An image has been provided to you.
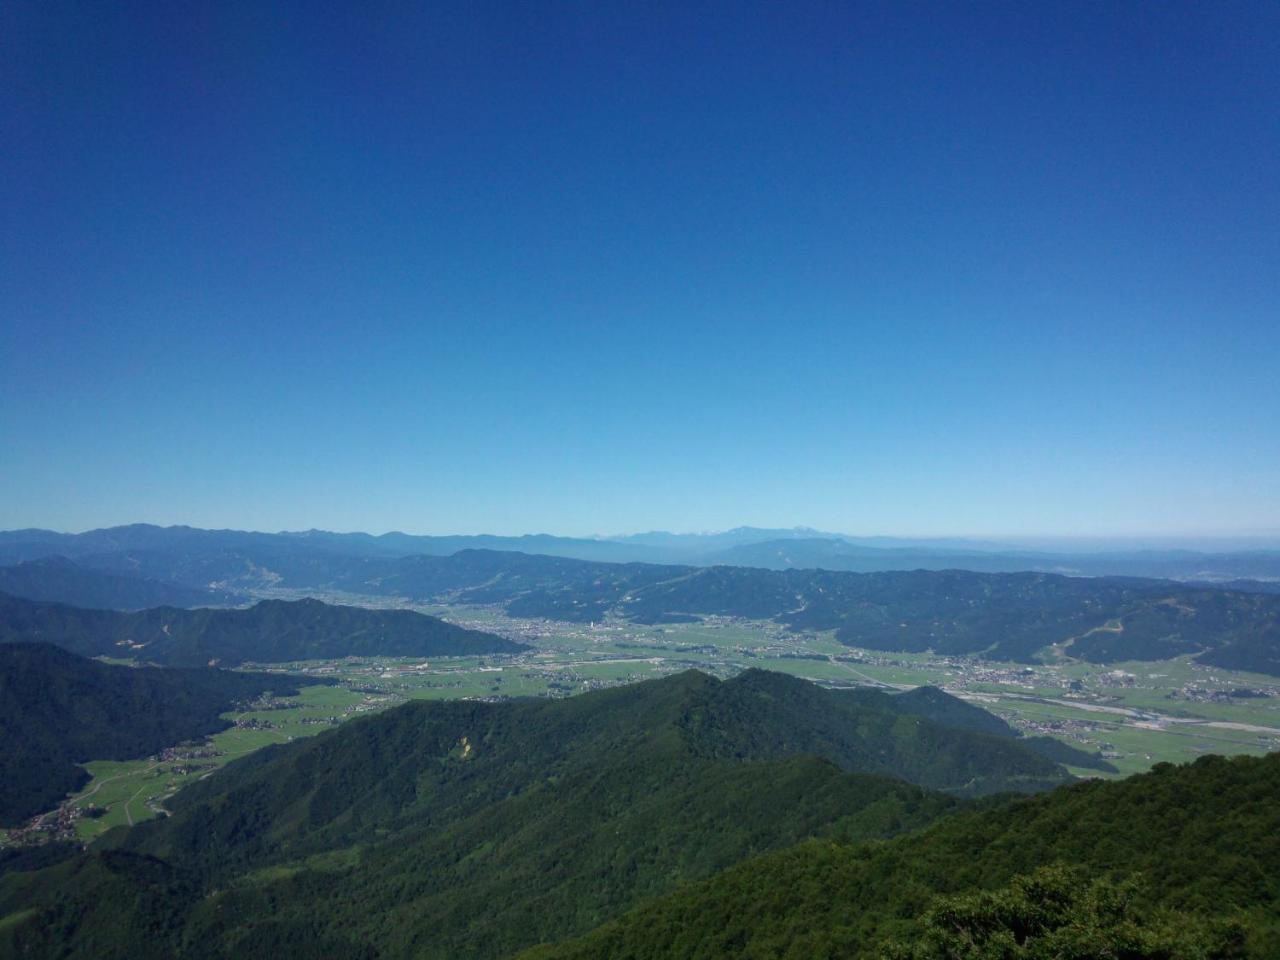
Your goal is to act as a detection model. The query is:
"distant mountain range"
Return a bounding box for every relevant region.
[3,525,1279,673]
[0,524,662,568]
[0,592,524,667]
[3,523,1280,583]
[699,535,1280,582]
[291,550,1279,674]
[0,643,328,825]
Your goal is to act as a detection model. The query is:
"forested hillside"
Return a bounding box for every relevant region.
[0,644,327,824]
[0,556,237,609]
[0,670,1075,958]
[844,685,1117,772]
[525,752,1280,959]
[0,592,523,666]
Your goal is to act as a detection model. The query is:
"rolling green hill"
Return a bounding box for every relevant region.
[0,670,1073,959]
[0,592,524,667]
[0,643,328,825]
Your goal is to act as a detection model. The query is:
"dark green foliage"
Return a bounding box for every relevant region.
[0,842,79,880]
[0,669,1067,959]
[4,671,1275,960]
[529,753,1280,959]
[162,756,954,960]
[0,591,522,667]
[1020,735,1118,772]
[117,670,1054,874]
[885,865,1245,959]
[671,671,1071,795]
[877,685,1019,737]
[0,851,200,960]
[844,685,1116,772]
[0,643,328,824]
[1194,618,1280,676]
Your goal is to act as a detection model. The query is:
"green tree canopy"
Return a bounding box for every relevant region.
[887,865,1246,960]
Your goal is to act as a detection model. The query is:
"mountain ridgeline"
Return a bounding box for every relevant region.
[2,529,1280,670]
[0,670,1275,958]
[3,525,1278,672]
[331,552,1280,673]
[848,683,1118,773]
[0,592,524,667]
[523,751,1280,959]
[0,556,241,610]
[0,643,331,825]
[5,522,1280,580]
[1,669,1078,959]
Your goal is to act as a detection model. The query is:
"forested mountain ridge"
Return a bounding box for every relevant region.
[0,592,523,667]
[844,684,1118,772]
[0,670,1074,958]
[335,551,1280,671]
[0,556,239,610]
[0,643,328,824]
[524,751,1280,959]
[118,670,1069,871]
[4,526,1278,670]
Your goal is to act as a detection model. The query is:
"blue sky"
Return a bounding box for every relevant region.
[2,2,1278,538]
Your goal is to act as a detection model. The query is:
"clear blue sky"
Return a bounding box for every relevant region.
[2,2,1278,538]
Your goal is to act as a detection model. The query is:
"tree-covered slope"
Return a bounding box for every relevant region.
[0,643,328,825]
[0,592,523,666]
[0,670,1071,959]
[0,556,238,610]
[667,670,1072,794]
[882,865,1247,959]
[524,752,1280,960]
[844,684,1118,772]
[112,671,1064,876]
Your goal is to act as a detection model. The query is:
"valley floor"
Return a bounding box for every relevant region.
[6,600,1279,844]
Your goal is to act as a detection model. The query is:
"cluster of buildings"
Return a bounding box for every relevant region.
[1167,684,1280,704]
[233,716,277,730]
[4,802,102,847]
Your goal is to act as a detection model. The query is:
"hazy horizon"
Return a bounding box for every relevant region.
[5,520,1280,555]
[4,4,1278,543]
